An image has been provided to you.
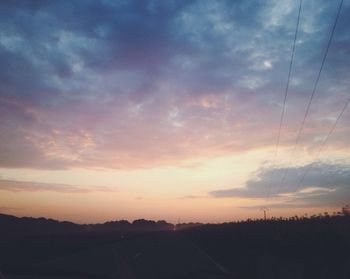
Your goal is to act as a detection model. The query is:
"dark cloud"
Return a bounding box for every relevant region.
[0,179,114,193]
[0,0,349,169]
[209,161,350,207]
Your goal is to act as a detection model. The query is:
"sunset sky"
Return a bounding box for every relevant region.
[0,0,349,223]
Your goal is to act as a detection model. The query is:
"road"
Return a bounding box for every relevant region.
[25,231,233,279]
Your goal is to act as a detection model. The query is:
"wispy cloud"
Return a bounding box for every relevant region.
[0,179,114,193]
[0,206,19,213]
[177,195,204,200]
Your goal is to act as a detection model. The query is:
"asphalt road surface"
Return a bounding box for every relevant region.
[10,232,232,279]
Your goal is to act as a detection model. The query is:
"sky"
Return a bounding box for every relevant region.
[0,0,349,224]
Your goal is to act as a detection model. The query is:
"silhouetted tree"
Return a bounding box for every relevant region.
[342,204,350,216]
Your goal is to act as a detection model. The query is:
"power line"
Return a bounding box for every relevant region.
[273,0,344,197]
[275,0,303,157]
[294,96,350,193]
[265,0,302,201]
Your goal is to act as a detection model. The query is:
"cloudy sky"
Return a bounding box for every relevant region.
[0,0,349,223]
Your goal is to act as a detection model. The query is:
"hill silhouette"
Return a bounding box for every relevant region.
[0,214,174,234]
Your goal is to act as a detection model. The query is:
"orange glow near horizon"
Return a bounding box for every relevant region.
[1,146,348,223]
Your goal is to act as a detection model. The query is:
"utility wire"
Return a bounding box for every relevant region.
[275,0,303,158]
[294,96,350,192]
[265,0,302,201]
[273,0,344,197]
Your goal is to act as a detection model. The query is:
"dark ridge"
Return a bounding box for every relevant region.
[0,213,175,234]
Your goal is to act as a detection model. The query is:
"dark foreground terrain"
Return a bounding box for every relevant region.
[0,213,349,279]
